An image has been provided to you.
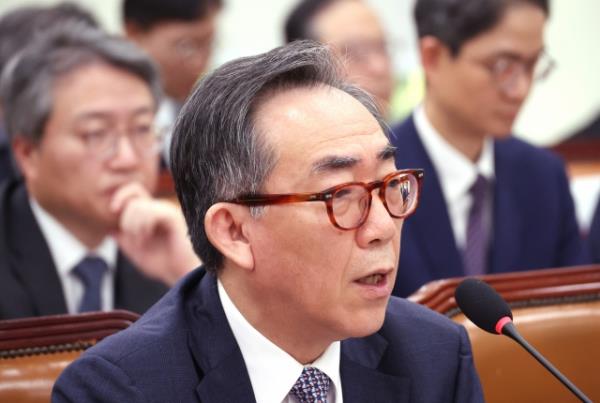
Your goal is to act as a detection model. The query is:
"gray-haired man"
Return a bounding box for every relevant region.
[53,40,483,403]
[0,24,198,319]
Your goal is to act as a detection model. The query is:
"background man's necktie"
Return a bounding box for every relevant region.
[463,174,489,276]
[290,367,331,403]
[71,256,108,313]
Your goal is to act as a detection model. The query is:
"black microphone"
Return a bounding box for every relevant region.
[455,278,592,403]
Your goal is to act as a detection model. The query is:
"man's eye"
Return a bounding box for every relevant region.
[81,129,110,142]
[131,124,153,137]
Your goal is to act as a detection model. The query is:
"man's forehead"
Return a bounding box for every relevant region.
[254,85,379,141]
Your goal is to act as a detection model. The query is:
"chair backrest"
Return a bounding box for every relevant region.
[0,310,139,403]
[409,265,600,403]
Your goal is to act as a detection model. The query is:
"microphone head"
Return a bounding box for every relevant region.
[455,278,513,334]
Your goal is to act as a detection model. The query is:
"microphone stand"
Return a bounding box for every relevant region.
[501,322,592,403]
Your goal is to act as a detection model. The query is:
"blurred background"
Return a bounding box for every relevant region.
[0,0,597,146]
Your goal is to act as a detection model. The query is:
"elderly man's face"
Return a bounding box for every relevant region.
[248,86,401,341]
[19,63,159,241]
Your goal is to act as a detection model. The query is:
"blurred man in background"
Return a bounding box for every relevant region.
[0,2,98,184]
[391,0,589,297]
[0,24,198,320]
[285,0,394,118]
[123,0,222,165]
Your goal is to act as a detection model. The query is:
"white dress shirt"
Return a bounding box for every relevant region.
[218,280,343,403]
[414,105,495,250]
[29,198,117,314]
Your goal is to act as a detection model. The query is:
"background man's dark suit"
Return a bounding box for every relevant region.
[589,200,600,263]
[0,180,167,319]
[53,269,482,403]
[391,116,589,297]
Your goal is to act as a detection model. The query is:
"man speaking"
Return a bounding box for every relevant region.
[53,40,483,403]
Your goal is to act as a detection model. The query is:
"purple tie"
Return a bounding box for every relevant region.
[463,174,489,276]
[72,256,108,313]
[290,367,331,403]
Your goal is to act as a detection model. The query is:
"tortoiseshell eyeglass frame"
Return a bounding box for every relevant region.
[227,169,424,230]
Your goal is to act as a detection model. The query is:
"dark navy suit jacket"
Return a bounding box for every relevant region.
[391,116,589,297]
[589,199,600,263]
[0,180,167,319]
[53,269,483,403]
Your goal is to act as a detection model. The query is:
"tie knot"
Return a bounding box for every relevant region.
[470,174,488,203]
[72,256,108,286]
[290,367,331,403]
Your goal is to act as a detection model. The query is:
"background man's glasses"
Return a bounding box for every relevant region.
[77,123,163,161]
[229,169,424,230]
[481,50,555,94]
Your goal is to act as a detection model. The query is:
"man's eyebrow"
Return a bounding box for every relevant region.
[378,144,397,161]
[311,155,360,174]
[73,106,154,122]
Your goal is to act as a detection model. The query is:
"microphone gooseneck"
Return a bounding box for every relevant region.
[455,278,592,403]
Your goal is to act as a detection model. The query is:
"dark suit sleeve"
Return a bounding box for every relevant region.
[453,326,485,403]
[52,354,148,403]
[555,161,591,266]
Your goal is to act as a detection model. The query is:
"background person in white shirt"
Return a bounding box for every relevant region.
[54,40,483,403]
[0,24,199,320]
[390,0,590,297]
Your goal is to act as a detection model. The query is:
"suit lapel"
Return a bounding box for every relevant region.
[6,182,67,316]
[186,273,256,403]
[490,141,521,273]
[395,117,464,279]
[341,334,410,403]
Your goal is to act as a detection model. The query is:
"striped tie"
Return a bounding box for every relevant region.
[463,174,489,276]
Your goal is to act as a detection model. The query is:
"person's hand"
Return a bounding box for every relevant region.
[110,182,200,286]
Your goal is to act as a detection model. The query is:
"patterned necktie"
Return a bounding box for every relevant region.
[463,174,489,276]
[290,367,331,403]
[71,256,108,313]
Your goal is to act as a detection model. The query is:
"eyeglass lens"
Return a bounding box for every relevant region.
[331,172,418,229]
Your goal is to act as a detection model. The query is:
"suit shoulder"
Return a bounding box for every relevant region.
[496,136,565,171]
[383,297,462,338]
[82,269,205,366]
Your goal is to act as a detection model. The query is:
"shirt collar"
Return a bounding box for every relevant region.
[414,105,495,201]
[218,280,342,403]
[29,197,117,277]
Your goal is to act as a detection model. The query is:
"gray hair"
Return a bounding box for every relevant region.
[0,22,161,142]
[171,40,389,272]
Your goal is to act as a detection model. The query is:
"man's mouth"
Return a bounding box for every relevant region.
[357,273,386,286]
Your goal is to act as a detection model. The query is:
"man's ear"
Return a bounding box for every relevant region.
[123,21,146,42]
[204,203,254,271]
[11,136,38,181]
[419,36,447,78]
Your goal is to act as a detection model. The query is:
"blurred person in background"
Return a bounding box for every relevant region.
[391,0,590,297]
[123,0,223,166]
[0,24,199,320]
[285,0,395,119]
[0,2,98,184]
[589,200,600,263]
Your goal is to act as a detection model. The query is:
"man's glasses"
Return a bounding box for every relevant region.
[76,123,163,162]
[228,169,424,230]
[481,50,555,94]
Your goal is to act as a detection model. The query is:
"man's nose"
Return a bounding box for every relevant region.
[356,190,398,247]
[109,135,141,167]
